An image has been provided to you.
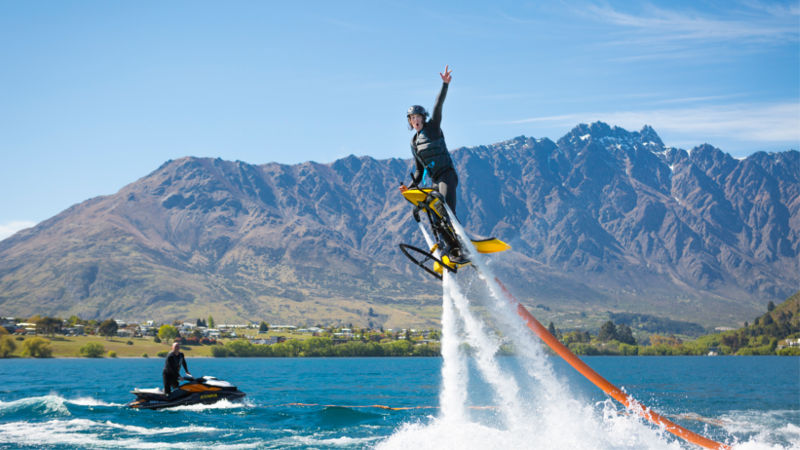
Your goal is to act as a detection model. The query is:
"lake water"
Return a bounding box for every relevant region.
[0,356,797,449]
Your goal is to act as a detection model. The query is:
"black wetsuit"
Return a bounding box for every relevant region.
[162,351,188,395]
[410,82,458,216]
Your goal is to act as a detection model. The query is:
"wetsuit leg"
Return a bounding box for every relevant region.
[435,169,464,261]
[436,169,458,217]
[163,372,176,395]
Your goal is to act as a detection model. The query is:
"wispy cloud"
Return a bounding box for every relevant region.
[650,94,748,105]
[505,101,800,144]
[584,1,799,44]
[0,220,36,241]
[589,1,797,40]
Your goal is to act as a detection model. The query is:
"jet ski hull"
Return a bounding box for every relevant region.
[128,390,245,409]
[128,376,246,410]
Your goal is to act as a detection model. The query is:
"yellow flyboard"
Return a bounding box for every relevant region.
[471,238,511,254]
[400,186,510,279]
[401,188,431,206]
[433,238,510,275]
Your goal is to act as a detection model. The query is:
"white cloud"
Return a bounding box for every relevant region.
[0,221,36,241]
[508,102,799,143]
[584,1,799,44]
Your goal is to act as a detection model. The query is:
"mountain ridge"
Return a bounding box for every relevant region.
[1,122,797,329]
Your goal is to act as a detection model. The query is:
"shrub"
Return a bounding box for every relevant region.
[97,319,118,338]
[778,347,800,356]
[618,343,639,356]
[108,351,118,358]
[226,339,255,356]
[21,337,52,358]
[80,342,105,358]
[568,343,601,356]
[126,340,133,345]
[412,343,440,356]
[0,335,17,358]
[142,353,149,358]
[382,339,413,356]
[158,325,179,341]
[735,345,774,356]
[211,345,233,357]
[154,336,161,343]
[157,351,168,357]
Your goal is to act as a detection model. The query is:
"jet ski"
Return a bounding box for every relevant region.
[127,375,246,410]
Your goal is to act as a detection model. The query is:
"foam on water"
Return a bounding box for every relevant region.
[719,411,800,449]
[100,421,220,435]
[0,394,72,416]
[0,417,244,449]
[67,396,125,407]
[0,394,125,418]
[281,432,384,448]
[163,398,252,412]
[0,418,173,448]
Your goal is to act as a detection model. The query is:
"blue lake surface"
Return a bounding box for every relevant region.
[0,356,797,449]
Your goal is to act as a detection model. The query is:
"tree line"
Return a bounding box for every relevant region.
[547,293,800,356]
[211,337,440,357]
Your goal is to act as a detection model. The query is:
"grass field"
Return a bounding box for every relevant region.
[7,335,217,358]
[3,330,329,358]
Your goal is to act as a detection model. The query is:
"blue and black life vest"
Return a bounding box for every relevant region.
[413,127,453,179]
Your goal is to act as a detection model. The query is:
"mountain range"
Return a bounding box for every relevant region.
[1,122,797,330]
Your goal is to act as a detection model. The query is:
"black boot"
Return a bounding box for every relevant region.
[448,246,469,265]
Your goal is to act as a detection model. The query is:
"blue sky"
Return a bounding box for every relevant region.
[1,0,798,238]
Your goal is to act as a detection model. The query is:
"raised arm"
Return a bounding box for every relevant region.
[429,65,452,128]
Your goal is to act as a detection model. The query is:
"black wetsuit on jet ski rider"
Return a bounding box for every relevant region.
[163,343,191,395]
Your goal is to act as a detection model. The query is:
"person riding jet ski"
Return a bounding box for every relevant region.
[163,341,192,396]
[127,341,245,409]
[128,375,246,409]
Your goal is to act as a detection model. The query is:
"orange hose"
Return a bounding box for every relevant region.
[495,278,730,450]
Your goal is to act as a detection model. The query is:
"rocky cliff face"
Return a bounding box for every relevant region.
[1,122,797,328]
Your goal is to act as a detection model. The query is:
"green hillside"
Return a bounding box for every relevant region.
[555,291,800,356]
[693,290,800,355]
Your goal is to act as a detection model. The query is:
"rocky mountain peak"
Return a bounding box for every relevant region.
[639,125,664,147]
[558,121,667,158]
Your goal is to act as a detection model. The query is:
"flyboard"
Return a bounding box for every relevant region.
[399,187,509,279]
[399,186,730,450]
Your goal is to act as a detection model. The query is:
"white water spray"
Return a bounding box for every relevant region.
[444,273,525,429]
[418,223,468,424]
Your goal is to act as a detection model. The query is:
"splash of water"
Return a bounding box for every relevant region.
[418,223,467,424]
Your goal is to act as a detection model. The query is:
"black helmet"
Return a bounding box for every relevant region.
[407,105,428,117]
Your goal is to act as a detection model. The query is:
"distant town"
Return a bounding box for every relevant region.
[1,315,438,341]
[2,294,798,358]
[0,314,443,358]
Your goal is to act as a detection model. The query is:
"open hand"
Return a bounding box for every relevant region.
[440,65,452,84]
